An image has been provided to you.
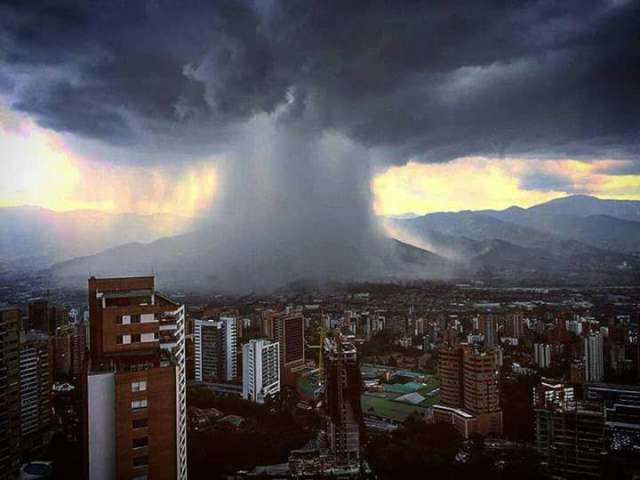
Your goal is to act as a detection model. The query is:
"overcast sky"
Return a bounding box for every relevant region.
[1,0,639,215]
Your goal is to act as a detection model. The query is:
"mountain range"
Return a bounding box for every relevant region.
[1,195,639,291]
[385,195,640,284]
[0,206,193,274]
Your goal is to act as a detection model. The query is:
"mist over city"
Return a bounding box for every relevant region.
[1,1,639,479]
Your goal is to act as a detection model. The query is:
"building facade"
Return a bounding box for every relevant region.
[194,317,237,383]
[534,343,552,369]
[20,331,51,454]
[535,403,605,480]
[0,308,21,478]
[83,276,187,480]
[436,343,502,436]
[263,312,305,372]
[584,333,604,382]
[324,336,362,466]
[242,339,280,404]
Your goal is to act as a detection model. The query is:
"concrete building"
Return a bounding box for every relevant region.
[480,314,497,347]
[438,346,465,408]
[19,331,51,454]
[55,323,87,378]
[535,402,605,479]
[324,336,362,466]
[431,405,478,439]
[0,308,21,478]
[28,299,49,333]
[584,333,604,382]
[506,311,525,338]
[534,343,552,369]
[463,348,502,435]
[533,381,574,410]
[534,382,640,479]
[436,343,502,436]
[264,312,305,371]
[220,316,238,381]
[194,317,237,382]
[242,339,280,404]
[83,276,187,480]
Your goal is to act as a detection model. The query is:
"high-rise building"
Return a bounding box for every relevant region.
[54,322,87,378]
[194,319,219,383]
[533,381,575,410]
[534,343,552,369]
[83,276,187,480]
[438,346,465,408]
[584,332,604,382]
[20,331,51,454]
[0,308,21,478]
[193,317,237,383]
[587,384,640,478]
[463,348,502,435]
[535,383,640,479]
[535,401,605,479]
[506,311,525,338]
[263,312,305,372]
[54,325,73,377]
[569,359,585,384]
[28,299,49,333]
[220,316,238,381]
[480,314,497,347]
[242,339,280,404]
[436,344,502,436]
[324,336,362,466]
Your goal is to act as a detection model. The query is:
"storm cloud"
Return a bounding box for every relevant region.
[2,0,639,290]
[1,0,638,163]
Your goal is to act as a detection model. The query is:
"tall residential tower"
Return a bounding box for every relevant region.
[83,276,187,480]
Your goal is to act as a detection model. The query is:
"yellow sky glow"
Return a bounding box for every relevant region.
[0,106,218,217]
[372,157,640,216]
[3,106,640,219]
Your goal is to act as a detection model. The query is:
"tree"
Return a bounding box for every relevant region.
[366,415,462,479]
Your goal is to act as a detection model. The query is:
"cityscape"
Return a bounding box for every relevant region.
[1,1,640,480]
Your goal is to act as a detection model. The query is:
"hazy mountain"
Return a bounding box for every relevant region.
[387,195,640,284]
[48,230,456,293]
[0,206,194,274]
[527,195,640,222]
[7,195,640,289]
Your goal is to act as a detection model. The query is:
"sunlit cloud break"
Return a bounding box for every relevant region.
[373,157,640,216]
[0,106,218,217]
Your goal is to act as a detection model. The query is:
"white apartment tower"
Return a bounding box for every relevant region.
[534,343,552,369]
[584,332,604,382]
[242,339,280,404]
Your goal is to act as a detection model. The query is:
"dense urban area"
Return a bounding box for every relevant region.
[1,274,639,479]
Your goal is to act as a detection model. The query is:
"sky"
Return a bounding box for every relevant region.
[1,0,639,220]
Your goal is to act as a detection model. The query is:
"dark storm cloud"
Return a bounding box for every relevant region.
[0,0,638,163]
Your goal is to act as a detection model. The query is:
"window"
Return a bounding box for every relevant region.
[132,418,148,429]
[131,380,147,392]
[131,314,141,324]
[131,333,141,343]
[132,437,148,449]
[131,399,147,410]
[117,334,131,345]
[133,456,148,467]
